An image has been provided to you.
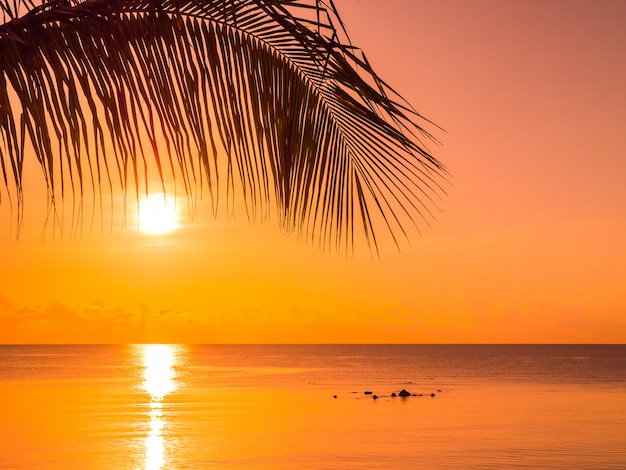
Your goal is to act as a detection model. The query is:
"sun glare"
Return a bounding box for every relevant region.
[142,344,178,400]
[140,344,180,470]
[138,194,179,235]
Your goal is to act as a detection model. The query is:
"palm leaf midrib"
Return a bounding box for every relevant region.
[5,0,382,170]
[1,0,447,251]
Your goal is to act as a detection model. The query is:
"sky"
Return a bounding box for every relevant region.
[1,0,625,343]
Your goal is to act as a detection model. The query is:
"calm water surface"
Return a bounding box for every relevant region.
[0,345,625,469]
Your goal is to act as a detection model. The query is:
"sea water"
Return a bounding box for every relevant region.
[1,344,625,469]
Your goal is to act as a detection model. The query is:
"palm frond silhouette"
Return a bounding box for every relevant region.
[0,0,447,251]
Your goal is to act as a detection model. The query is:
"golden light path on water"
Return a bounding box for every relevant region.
[140,345,181,470]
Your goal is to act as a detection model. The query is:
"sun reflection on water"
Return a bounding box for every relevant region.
[139,345,181,470]
[143,345,178,400]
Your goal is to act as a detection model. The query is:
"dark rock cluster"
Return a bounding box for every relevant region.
[334,388,439,400]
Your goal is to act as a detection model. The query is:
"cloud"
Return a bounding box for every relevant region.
[0,296,335,343]
[1,294,624,344]
[0,297,195,343]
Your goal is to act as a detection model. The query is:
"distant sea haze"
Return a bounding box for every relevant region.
[1,344,625,469]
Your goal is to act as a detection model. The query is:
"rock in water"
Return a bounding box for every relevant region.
[398,389,411,397]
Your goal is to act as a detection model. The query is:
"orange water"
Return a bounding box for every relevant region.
[1,345,625,469]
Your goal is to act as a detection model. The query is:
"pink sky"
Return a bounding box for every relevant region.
[1,0,625,343]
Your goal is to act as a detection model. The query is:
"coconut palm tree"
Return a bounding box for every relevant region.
[0,0,447,252]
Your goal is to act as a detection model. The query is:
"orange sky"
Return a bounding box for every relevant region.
[1,0,625,343]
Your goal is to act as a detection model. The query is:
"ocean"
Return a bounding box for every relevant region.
[1,344,625,469]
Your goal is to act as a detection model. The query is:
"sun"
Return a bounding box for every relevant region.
[138,193,179,234]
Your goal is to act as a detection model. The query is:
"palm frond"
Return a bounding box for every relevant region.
[0,0,447,251]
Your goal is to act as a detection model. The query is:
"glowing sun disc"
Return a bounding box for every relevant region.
[138,194,179,234]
